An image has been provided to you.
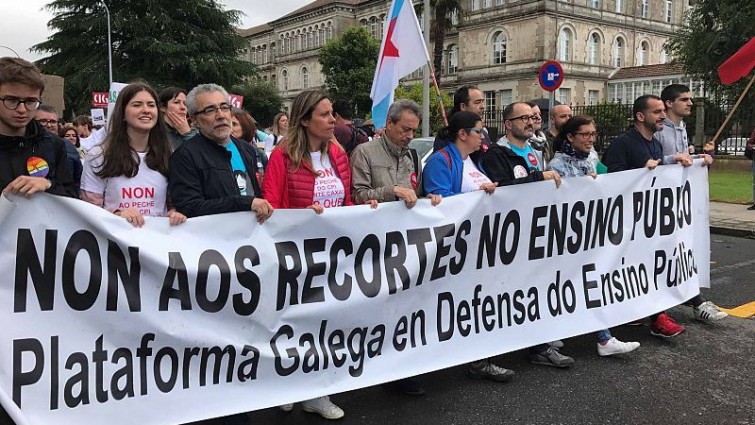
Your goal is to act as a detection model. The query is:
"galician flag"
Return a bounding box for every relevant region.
[370,0,430,130]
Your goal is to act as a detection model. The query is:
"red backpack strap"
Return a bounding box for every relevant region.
[439,149,452,169]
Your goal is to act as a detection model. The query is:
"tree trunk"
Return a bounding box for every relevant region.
[433,3,447,86]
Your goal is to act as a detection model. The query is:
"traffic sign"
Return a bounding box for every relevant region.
[538,61,564,92]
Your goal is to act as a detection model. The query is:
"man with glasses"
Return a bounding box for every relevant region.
[479,102,570,368]
[169,83,273,224]
[526,101,548,162]
[36,104,61,133]
[482,102,561,188]
[36,104,82,192]
[0,57,76,198]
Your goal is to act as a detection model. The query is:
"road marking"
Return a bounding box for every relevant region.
[719,301,755,318]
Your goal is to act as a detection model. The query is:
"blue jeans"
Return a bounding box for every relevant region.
[596,329,612,343]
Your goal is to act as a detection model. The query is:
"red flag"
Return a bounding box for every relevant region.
[718,36,755,84]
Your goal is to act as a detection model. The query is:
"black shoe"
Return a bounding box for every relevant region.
[383,377,426,396]
[747,204,755,210]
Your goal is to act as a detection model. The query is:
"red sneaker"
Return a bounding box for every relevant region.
[650,314,685,338]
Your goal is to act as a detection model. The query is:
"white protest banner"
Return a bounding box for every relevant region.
[107,82,128,117]
[90,108,105,126]
[0,164,710,425]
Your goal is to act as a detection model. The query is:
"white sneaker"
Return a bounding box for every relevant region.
[694,301,728,322]
[302,396,344,420]
[597,337,640,356]
[279,403,294,412]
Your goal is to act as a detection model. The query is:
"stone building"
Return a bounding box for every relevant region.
[240,0,695,113]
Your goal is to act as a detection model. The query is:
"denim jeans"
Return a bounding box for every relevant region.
[596,328,612,343]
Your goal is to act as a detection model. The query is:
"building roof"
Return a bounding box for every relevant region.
[238,24,272,38]
[609,63,686,80]
[276,0,363,22]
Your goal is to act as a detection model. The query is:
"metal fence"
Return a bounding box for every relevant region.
[484,99,755,155]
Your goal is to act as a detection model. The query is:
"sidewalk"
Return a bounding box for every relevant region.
[710,201,755,238]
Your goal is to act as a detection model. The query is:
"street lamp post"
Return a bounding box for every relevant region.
[100,1,113,88]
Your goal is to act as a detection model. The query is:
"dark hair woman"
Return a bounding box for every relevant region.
[81,82,186,227]
[157,86,197,149]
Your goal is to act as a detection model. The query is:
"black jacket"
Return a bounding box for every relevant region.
[0,120,77,197]
[480,143,544,186]
[603,127,662,172]
[62,137,82,193]
[169,133,267,217]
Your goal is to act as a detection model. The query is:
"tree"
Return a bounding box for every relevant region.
[319,26,380,118]
[233,79,284,129]
[422,0,463,86]
[33,0,255,116]
[665,0,755,97]
[394,83,452,137]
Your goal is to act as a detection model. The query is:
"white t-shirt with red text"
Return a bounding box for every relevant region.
[81,147,168,216]
[460,156,492,193]
[311,151,345,209]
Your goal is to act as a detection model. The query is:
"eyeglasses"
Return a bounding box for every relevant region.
[466,128,484,134]
[532,115,543,122]
[0,96,42,111]
[37,119,58,126]
[507,114,538,123]
[195,103,231,116]
[574,132,598,139]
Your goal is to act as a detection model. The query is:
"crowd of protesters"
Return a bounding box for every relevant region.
[0,56,731,422]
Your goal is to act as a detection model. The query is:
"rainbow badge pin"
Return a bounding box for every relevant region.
[27,157,50,178]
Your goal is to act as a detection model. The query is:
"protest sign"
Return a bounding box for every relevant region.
[0,164,710,425]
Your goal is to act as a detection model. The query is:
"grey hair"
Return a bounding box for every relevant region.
[387,99,421,123]
[185,83,230,115]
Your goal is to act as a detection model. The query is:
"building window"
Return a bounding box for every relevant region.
[448,44,458,74]
[665,0,672,22]
[589,33,600,65]
[492,31,507,64]
[484,0,492,7]
[639,41,649,65]
[484,91,496,121]
[500,89,513,110]
[588,90,599,105]
[495,0,503,6]
[614,37,624,67]
[559,28,572,62]
[327,23,333,41]
[640,0,648,17]
[472,0,480,11]
[660,49,668,64]
[283,70,289,91]
[590,0,599,8]
[370,17,379,38]
[449,10,459,25]
[558,88,571,105]
[616,0,623,12]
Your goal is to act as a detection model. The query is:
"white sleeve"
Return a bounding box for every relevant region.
[80,147,107,195]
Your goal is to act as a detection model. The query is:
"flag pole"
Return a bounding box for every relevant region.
[710,72,755,147]
[428,62,448,126]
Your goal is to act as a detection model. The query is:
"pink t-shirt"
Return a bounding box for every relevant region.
[311,151,345,209]
[81,147,168,217]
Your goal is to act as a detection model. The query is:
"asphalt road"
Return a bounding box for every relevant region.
[3,236,753,425]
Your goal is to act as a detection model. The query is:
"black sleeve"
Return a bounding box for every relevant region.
[169,148,253,218]
[603,141,629,173]
[481,149,543,186]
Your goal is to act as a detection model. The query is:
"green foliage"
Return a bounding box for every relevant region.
[318,26,380,118]
[33,0,255,116]
[665,0,755,97]
[233,79,284,128]
[394,83,452,137]
[581,102,632,151]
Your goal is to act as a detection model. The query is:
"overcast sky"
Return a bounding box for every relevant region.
[0,0,308,61]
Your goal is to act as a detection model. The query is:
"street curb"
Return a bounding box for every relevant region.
[710,226,755,239]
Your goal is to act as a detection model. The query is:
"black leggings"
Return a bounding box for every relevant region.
[650,295,705,320]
